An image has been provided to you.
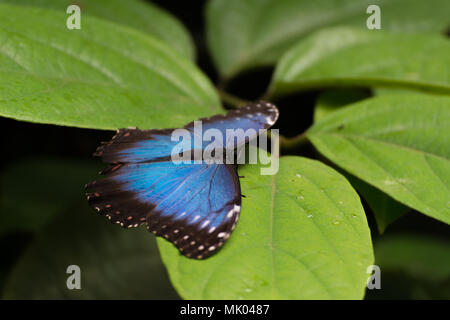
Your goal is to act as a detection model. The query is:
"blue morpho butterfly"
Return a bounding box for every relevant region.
[85,101,279,259]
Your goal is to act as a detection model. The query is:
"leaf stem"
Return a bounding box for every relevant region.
[279,132,310,151]
[217,89,250,108]
[217,88,309,151]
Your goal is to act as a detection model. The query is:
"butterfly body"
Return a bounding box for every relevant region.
[86,101,278,259]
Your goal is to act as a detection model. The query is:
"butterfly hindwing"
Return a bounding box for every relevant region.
[86,161,241,259]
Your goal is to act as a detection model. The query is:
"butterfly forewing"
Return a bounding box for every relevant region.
[94,101,279,163]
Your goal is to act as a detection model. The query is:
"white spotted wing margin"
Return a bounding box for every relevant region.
[155,163,242,260]
[86,161,241,260]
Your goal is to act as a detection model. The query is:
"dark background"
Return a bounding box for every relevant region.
[0,0,448,299]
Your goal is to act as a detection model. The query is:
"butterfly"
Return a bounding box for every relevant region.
[85,101,279,259]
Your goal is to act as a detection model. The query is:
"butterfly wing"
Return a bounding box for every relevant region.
[86,161,241,259]
[186,100,279,150]
[94,128,180,163]
[87,101,279,259]
[94,101,279,163]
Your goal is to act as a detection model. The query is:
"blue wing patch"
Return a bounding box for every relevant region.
[86,161,240,259]
[86,101,279,259]
[94,129,180,163]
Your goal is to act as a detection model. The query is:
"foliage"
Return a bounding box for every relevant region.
[0,0,448,300]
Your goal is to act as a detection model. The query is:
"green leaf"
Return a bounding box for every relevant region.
[2,206,179,299]
[308,94,450,225]
[373,87,450,97]
[269,27,450,97]
[314,89,371,122]
[346,175,410,233]
[314,90,409,232]
[0,0,195,60]
[206,0,450,78]
[158,157,373,299]
[0,157,101,235]
[0,4,220,130]
[375,234,450,282]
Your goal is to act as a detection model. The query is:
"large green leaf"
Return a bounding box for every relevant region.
[0,0,195,59]
[0,157,101,235]
[0,4,220,130]
[2,206,179,299]
[308,94,450,225]
[270,27,450,97]
[206,0,450,78]
[314,90,410,233]
[158,157,373,299]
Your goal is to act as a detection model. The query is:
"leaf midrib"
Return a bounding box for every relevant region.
[311,131,450,161]
[269,174,276,298]
[0,69,196,105]
[310,134,447,220]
